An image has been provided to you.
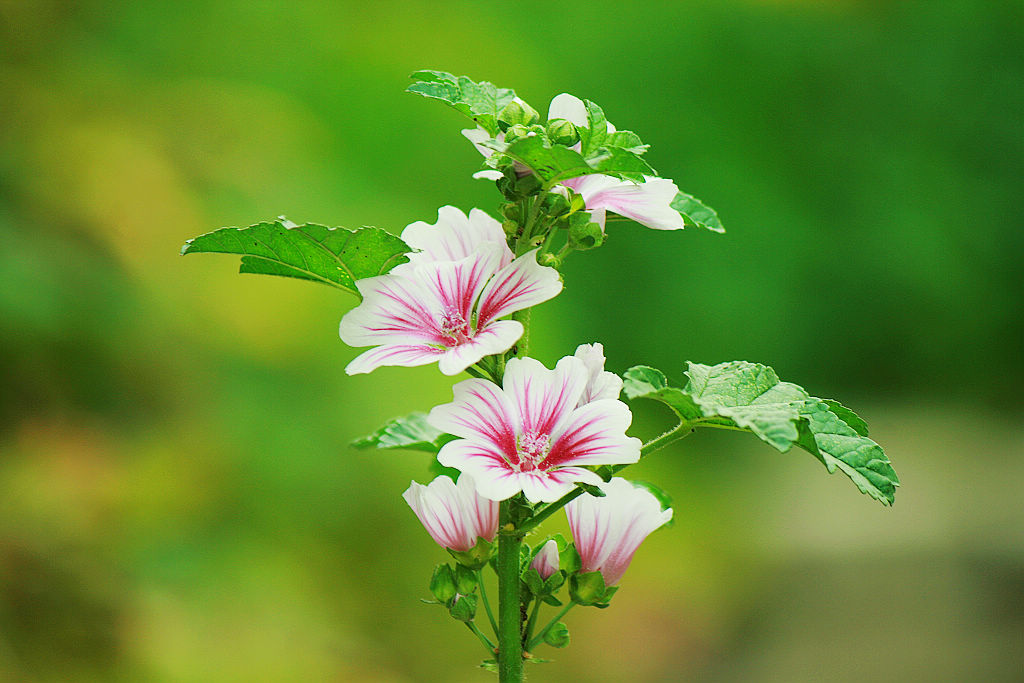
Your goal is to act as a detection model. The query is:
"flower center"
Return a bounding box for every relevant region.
[514,431,551,471]
[439,306,472,345]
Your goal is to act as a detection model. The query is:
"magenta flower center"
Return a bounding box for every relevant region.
[514,431,551,471]
[439,306,472,345]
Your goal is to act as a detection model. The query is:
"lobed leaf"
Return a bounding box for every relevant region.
[407,70,517,137]
[181,220,409,296]
[623,361,899,505]
[352,412,454,453]
[488,135,655,187]
[670,192,725,233]
[578,99,648,159]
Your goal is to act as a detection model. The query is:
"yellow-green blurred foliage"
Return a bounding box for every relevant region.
[1,1,1022,681]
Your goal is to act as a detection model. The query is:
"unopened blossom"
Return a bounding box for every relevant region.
[403,474,499,552]
[464,95,685,230]
[574,342,624,406]
[339,207,562,375]
[429,355,642,503]
[530,539,560,580]
[565,477,673,586]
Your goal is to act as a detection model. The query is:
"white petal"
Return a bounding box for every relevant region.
[503,355,587,438]
[462,127,499,158]
[436,320,523,376]
[545,398,641,468]
[345,344,443,375]
[437,440,522,501]
[548,93,588,127]
[456,473,499,542]
[401,206,510,265]
[476,249,563,327]
[473,169,504,181]
[576,175,685,231]
[574,342,624,405]
[429,378,520,454]
[339,269,445,347]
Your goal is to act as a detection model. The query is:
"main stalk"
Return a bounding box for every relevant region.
[496,501,524,681]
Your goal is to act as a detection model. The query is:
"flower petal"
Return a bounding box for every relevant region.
[476,249,563,328]
[574,342,624,405]
[544,399,641,468]
[548,93,589,128]
[436,440,522,501]
[429,378,520,455]
[339,269,445,348]
[573,175,685,231]
[401,206,511,265]
[503,356,587,438]
[520,467,604,503]
[436,319,524,376]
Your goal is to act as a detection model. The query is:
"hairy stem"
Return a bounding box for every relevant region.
[477,568,499,638]
[465,621,496,654]
[527,602,576,650]
[496,501,524,682]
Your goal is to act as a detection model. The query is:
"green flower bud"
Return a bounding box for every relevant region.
[541,191,571,218]
[537,253,560,269]
[454,563,478,594]
[521,567,544,595]
[546,118,579,147]
[504,123,531,141]
[568,218,605,251]
[429,564,457,603]
[498,99,540,130]
[448,592,478,622]
[543,622,571,648]
[569,570,606,606]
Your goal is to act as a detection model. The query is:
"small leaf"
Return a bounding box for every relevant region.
[486,135,655,186]
[181,220,409,296]
[352,412,454,453]
[575,482,606,498]
[407,70,517,137]
[578,99,648,158]
[670,192,725,233]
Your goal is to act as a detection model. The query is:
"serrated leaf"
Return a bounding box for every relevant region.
[670,192,725,233]
[351,412,454,453]
[407,70,517,137]
[625,361,898,505]
[181,220,409,296]
[684,361,808,452]
[578,100,648,158]
[797,399,899,505]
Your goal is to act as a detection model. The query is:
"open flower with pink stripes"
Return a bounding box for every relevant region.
[429,355,642,503]
[339,207,562,376]
[566,477,673,586]
[403,474,499,552]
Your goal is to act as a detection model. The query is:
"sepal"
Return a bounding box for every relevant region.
[569,571,616,606]
[543,622,571,648]
[448,593,478,622]
[447,536,495,570]
[429,564,457,603]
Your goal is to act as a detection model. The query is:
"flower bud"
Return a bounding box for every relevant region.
[546,118,579,147]
[448,536,496,571]
[448,592,478,622]
[498,99,540,129]
[569,570,606,606]
[537,253,560,269]
[568,218,605,251]
[429,564,457,603]
[453,563,478,594]
[543,622,571,648]
[530,539,559,580]
[541,191,571,218]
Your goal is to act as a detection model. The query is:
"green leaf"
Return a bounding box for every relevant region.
[407,70,517,137]
[352,412,454,453]
[624,361,899,505]
[181,220,409,296]
[578,100,648,158]
[670,192,725,233]
[486,135,655,186]
[797,399,899,505]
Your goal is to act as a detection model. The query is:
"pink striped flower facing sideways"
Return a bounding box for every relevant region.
[402,474,499,552]
[339,207,562,376]
[530,539,560,580]
[429,355,642,503]
[565,477,673,586]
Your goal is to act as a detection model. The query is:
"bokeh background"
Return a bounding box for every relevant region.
[2,1,1022,681]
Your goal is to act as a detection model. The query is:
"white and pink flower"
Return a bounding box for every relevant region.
[464,94,685,231]
[565,477,673,586]
[402,474,499,552]
[573,342,624,407]
[530,539,560,580]
[339,207,562,376]
[429,355,642,503]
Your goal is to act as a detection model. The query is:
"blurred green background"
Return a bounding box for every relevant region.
[2,0,1022,681]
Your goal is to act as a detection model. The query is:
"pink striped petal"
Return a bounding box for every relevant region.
[476,249,563,328]
[340,270,445,347]
[530,539,560,580]
[545,399,641,468]
[503,356,587,438]
[518,467,603,503]
[436,440,523,502]
[401,206,512,266]
[429,378,520,455]
[422,246,504,323]
[436,319,523,376]
[345,344,443,375]
[572,175,684,231]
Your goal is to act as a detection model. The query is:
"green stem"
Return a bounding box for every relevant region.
[639,420,694,456]
[521,193,546,243]
[465,621,497,654]
[523,597,542,650]
[496,501,524,682]
[511,309,531,357]
[477,568,499,638]
[527,602,576,650]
